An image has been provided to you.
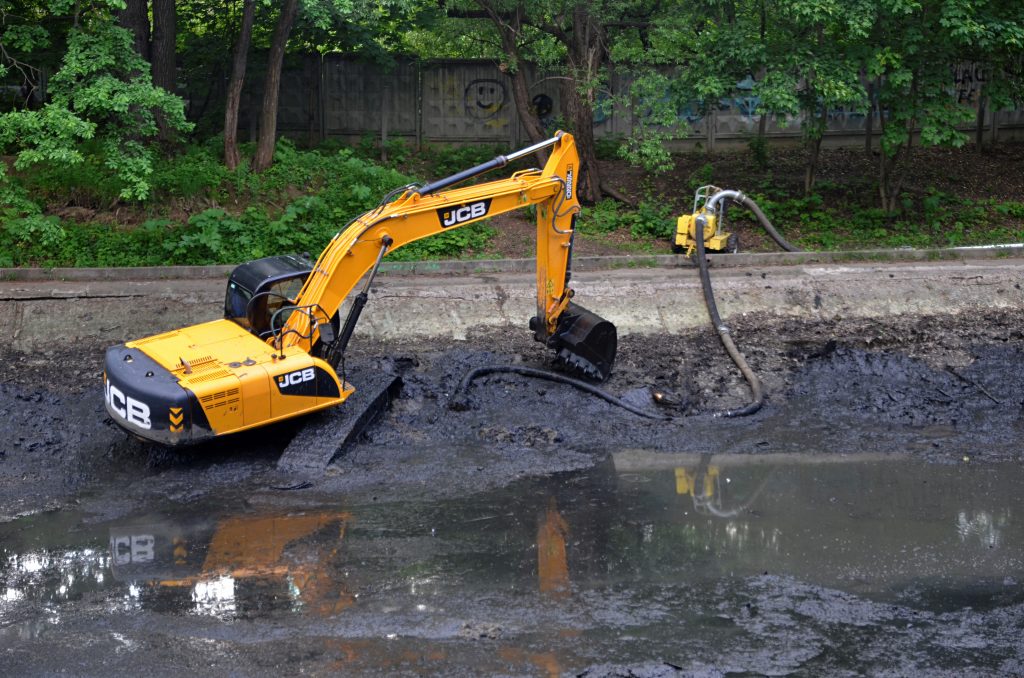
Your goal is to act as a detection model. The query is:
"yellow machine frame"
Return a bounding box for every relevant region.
[103,133,609,446]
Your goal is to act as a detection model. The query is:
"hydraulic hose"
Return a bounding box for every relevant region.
[449,365,672,420]
[694,213,764,417]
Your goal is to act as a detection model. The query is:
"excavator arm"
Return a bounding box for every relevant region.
[102,133,616,447]
[280,132,589,355]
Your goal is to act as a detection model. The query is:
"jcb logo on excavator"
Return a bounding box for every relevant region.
[104,378,152,430]
[275,367,319,396]
[438,199,491,228]
[279,368,315,387]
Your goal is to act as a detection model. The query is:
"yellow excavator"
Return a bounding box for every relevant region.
[103,132,617,446]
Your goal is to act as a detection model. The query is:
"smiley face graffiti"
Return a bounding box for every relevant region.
[465,79,506,119]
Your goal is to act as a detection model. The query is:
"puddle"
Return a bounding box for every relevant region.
[2,453,1022,674]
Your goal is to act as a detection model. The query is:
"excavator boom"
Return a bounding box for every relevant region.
[102,133,616,446]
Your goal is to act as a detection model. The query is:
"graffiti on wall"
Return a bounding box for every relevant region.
[464,79,506,119]
[953,63,985,104]
[268,57,1022,144]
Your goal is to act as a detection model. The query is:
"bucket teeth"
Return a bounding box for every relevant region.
[545,302,617,382]
[556,348,602,381]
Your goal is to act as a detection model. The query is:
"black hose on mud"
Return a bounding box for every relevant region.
[449,192,793,421]
[449,365,672,420]
[693,213,763,417]
[692,189,803,417]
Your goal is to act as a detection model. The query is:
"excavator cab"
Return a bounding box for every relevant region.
[224,254,317,338]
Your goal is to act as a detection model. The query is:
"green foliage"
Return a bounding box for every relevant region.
[387,222,497,261]
[579,199,623,234]
[593,135,624,161]
[0,139,499,266]
[149,146,233,200]
[747,134,770,170]
[0,3,192,201]
[577,198,674,240]
[627,199,675,240]
[0,213,65,266]
[993,201,1024,220]
[732,184,1024,252]
[422,143,508,177]
[687,163,714,192]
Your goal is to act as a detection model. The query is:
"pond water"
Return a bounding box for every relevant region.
[2,452,1022,675]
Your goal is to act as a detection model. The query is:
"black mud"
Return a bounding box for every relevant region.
[2,309,1024,521]
[2,308,1024,674]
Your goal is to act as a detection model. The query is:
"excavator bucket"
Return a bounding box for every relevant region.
[547,302,617,382]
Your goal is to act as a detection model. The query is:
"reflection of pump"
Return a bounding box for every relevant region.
[675,465,720,499]
[109,510,353,616]
[674,454,772,518]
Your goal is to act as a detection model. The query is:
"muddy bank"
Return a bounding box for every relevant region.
[1,308,1022,522]
[3,299,1024,675]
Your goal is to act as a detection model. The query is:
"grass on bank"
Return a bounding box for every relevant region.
[2,137,1023,268]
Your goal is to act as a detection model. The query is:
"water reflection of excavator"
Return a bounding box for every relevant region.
[103,132,617,446]
[110,510,353,616]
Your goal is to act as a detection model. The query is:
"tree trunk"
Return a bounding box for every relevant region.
[150,0,175,90]
[225,0,256,170]
[887,123,913,213]
[150,0,177,141]
[562,5,604,204]
[251,0,300,172]
[117,0,150,62]
[562,77,601,203]
[804,134,822,195]
[975,94,987,153]
[879,74,918,213]
[479,3,549,163]
[864,79,874,155]
[803,105,825,195]
[502,54,548,161]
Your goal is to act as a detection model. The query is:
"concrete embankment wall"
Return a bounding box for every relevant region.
[2,250,1023,352]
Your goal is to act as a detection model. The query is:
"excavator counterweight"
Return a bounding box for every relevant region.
[103,133,617,446]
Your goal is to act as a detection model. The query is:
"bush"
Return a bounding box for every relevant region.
[150,145,231,200]
[627,199,674,240]
[0,214,65,266]
[578,199,624,234]
[388,221,497,261]
[422,143,507,177]
[0,138,501,267]
[687,162,713,192]
[594,135,624,160]
[747,134,770,169]
[17,146,125,208]
[576,197,674,240]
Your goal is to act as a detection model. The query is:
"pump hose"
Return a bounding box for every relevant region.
[694,213,764,417]
[448,193,789,421]
[449,365,672,420]
[737,194,800,252]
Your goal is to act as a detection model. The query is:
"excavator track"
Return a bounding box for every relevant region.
[276,369,402,475]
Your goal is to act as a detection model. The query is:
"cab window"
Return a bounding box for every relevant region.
[264,276,306,328]
[225,282,253,325]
